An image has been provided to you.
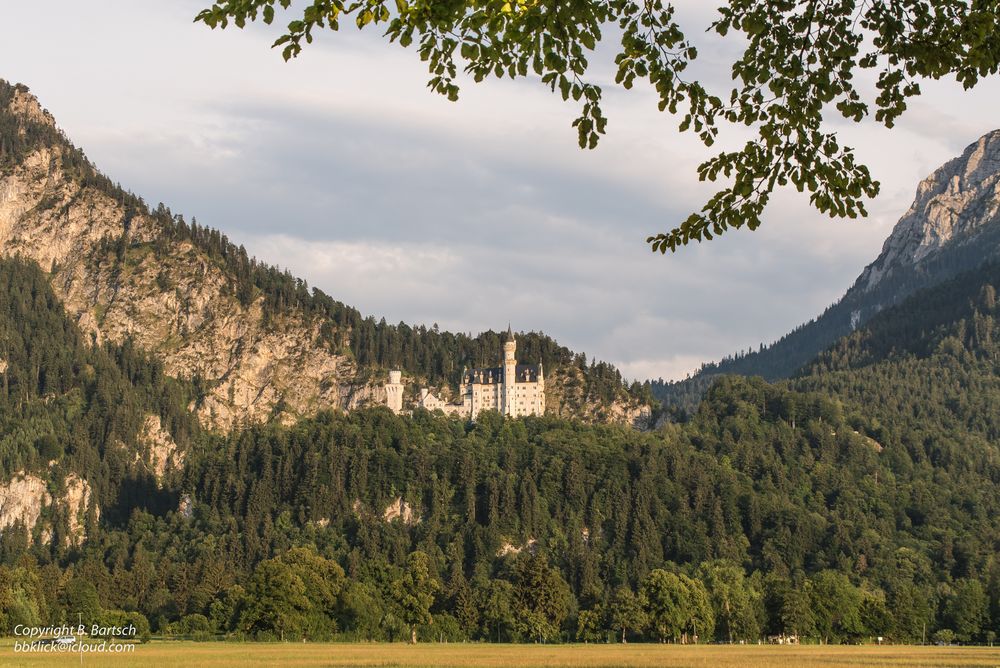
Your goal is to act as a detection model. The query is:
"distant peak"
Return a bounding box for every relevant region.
[957,130,1000,186]
[859,128,1000,291]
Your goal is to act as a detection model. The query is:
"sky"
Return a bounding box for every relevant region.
[4,1,1000,382]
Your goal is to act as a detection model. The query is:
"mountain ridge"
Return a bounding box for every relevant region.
[651,129,1000,410]
[859,130,1000,289]
[0,80,652,430]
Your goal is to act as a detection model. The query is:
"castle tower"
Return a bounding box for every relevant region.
[503,325,516,416]
[461,366,473,415]
[385,370,404,414]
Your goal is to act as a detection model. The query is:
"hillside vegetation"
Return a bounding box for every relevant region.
[1,255,1000,645]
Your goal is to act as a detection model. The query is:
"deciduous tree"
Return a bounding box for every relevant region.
[392,551,440,643]
[196,0,1000,252]
[608,585,645,644]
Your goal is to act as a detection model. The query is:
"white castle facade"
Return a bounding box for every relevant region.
[384,327,545,419]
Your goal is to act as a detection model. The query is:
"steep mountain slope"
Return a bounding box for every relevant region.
[794,259,1000,442]
[0,81,651,429]
[0,256,194,545]
[6,247,1000,643]
[652,131,1000,410]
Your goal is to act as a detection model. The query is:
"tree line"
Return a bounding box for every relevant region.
[3,545,993,645]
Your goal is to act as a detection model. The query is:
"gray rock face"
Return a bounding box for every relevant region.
[860,131,1000,291]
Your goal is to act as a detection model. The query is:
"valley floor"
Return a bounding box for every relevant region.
[3,641,1000,668]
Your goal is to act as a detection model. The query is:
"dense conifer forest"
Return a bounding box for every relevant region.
[2,253,1000,645]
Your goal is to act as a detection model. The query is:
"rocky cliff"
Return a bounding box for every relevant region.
[0,471,96,546]
[859,130,1000,291]
[0,82,649,430]
[0,90,381,430]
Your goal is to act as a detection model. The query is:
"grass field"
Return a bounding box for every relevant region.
[3,640,1000,668]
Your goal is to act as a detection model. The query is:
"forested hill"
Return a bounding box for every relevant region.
[790,259,1000,458]
[0,257,197,539]
[6,78,1000,647]
[4,243,1000,644]
[805,261,1000,375]
[0,80,651,428]
[650,130,1000,412]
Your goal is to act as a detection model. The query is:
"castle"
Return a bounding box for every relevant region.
[384,327,545,419]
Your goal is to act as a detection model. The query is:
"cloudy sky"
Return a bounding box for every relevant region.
[4,1,1000,381]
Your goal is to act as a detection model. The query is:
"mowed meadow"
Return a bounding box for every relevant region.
[3,642,1000,668]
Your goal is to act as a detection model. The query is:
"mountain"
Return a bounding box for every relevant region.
[791,257,1000,455]
[0,81,652,430]
[651,131,1000,410]
[3,80,1000,646]
[4,221,1000,644]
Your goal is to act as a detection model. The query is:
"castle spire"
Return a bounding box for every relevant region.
[506,323,514,342]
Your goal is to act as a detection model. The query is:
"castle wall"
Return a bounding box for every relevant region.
[419,389,469,417]
[509,381,544,417]
[470,381,501,416]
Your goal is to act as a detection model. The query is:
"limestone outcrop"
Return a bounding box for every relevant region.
[382,498,420,525]
[62,473,97,544]
[136,415,184,481]
[860,131,1000,291]
[0,471,97,545]
[0,473,49,537]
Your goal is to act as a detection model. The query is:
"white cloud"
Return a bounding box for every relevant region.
[618,356,710,384]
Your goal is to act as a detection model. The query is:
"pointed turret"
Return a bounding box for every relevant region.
[502,324,517,415]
